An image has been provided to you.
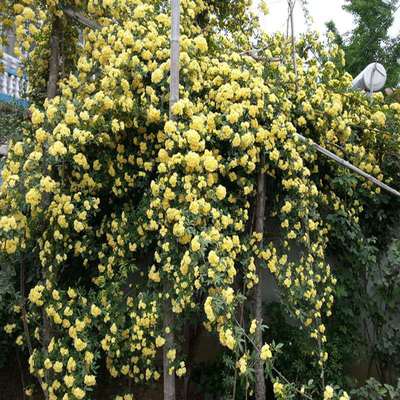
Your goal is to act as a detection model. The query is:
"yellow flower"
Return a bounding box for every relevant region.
[249,319,257,334]
[67,357,76,372]
[155,336,166,347]
[73,220,85,233]
[147,106,161,123]
[259,0,269,15]
[260,343,272,360]
[281,201,292,213]
[64,375,75,388]
[110,323,117,334]
[208,251,219,266]
[73,153,89,169]
[84,375,96,386]
[173,223,185,237]
[84,351,94,364]
[191,237,201,252]
[67,288,77,298]
[372,111,386,126]
[204,297,215,322]
[13,142,24,156]
[151,68,164,84]
[28,285,45,306]
[53,361,63,373]
[273,382,284,396]
[185,151,200,169]
[49,141,67,157]
[222,287,234,304]
[4,324,16,334]
[194,35,208,52]
[31,109,44,125]
[324,385,334,400]
[237,355,247,374]
[216,185,226,200]
[241,133,254,148]
[15,335,23,346]
[64,110,78,125]
[91,304,101,317]
[186,129,201,151]
[148,262,160,281]
[74,338,87,352]
[26,188,41,207]
[166,349,176,361]
[203,154,218,172]
[224,329,236,350]
[165,121,176,134]
[72,387,85,399]
[40,176,57,193]
[176,362,187,377]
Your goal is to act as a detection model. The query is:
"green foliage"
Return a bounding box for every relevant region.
[351,378,400,400]
[0,101,26,144]
[191,355,244,400]
[367,235,400,376]
[327,0,400,87]
[264,302,355,390]
[203,0,252,31]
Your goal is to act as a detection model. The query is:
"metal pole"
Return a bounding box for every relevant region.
[296,133,400,198]
[163,2,180,400]
[169,0,180,118]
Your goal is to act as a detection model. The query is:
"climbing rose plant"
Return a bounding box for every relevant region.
[1,0,399,399]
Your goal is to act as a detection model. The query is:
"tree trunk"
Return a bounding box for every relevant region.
[163,288,176,400]
[47,17,61,99]
[254,155,267,400]
[163,1,180,399]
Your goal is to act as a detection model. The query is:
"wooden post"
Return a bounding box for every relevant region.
[164,1,180,400]
[254,155,267,400]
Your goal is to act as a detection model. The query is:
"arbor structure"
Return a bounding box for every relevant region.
[0,1,399,399]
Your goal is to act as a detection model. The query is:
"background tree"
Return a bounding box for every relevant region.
[327,0,400,87]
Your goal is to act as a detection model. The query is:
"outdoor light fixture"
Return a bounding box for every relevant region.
[352,62,387,93]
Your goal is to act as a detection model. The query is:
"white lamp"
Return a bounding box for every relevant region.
[352,62,387,92]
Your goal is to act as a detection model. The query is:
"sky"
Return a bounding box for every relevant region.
[253,0,400,38]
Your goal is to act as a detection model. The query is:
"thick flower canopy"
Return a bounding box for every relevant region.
[0,0,399,399]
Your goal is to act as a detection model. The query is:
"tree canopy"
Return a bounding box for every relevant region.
[327,0,400,87]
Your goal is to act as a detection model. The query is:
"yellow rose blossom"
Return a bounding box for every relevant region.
[25,188,41,207]
[260,344,272,360]
[203,154,218,172]
[72,387,85,399]
[48,141,67,157]
[84,375,96,386]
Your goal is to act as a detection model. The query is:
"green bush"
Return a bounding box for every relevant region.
[0,101,26,144]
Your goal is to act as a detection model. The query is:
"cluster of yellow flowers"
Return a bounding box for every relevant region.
[1,0,399,398]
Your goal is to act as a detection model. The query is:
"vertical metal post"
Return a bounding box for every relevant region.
[163,2,180,400]
[169,0,180,119]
